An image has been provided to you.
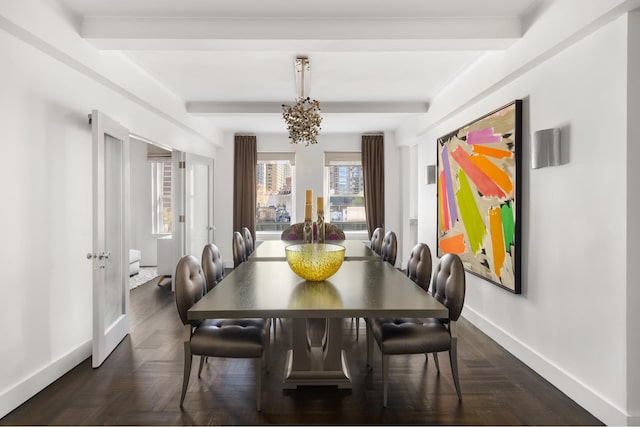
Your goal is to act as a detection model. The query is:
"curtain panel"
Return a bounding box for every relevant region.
[233,135,257,238]
[361,134,384,238]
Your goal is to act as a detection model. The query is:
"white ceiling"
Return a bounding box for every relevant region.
[58,0,542,135]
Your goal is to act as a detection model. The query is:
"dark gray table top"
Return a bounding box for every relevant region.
[188,260,447,320]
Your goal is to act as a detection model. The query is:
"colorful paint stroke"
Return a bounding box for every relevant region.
[436,100,522,293]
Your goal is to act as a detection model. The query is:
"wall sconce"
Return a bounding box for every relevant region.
[425,164,436,185]
[531,128,561,169]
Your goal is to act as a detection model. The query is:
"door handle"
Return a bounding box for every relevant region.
[86,253,97,259]
[98,252,111,260]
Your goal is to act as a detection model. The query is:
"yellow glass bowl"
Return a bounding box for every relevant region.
[285,243,345,281]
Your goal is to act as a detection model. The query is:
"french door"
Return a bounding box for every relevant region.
[90,110,130,368]
[185,153,214,257]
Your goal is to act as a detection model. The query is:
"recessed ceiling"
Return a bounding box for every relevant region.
[59,0,541,135]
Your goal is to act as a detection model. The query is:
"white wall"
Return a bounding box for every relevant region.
[626,10,640,425]
[416,14,631,425]
[0,18,216,419]
[213,132,403,268]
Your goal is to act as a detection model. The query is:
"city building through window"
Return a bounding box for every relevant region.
[256,152,295,232]
[151,160,172,234]
[325,151,367,232]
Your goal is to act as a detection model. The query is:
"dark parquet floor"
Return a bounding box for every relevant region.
[1,277,603,426]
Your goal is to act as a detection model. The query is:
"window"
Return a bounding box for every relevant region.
[325,152,367,232]
[151,160,172,234]
[256,152,295,232]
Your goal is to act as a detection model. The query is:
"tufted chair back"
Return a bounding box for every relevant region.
[174,255,206,327]
[201,243,225,292]
[324,223,346,240]
[280,222,347,241]
[370,227,384,255]
[281,223,304,240]
[430,253,466,321]
[242,227,255,257]
[232,231,247,267]
[406,243,432,292]
[380,230,398,266]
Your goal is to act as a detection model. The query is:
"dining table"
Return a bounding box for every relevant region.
[188,255,449,389]
[248,239,380,261]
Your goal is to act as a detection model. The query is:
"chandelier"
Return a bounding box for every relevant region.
[282,57,322,146]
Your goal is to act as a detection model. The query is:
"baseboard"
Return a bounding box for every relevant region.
[0,339,91,419]
[628,415,640,426]
[463,306,629,426]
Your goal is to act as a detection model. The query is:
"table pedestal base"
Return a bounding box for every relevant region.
[282,318,352,389]
[283,349,352,389]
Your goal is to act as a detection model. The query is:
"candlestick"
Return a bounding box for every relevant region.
[303,205,313,243]
[317,210,325,244]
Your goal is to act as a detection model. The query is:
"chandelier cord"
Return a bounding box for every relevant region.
[282,56,322,145]
[300,62,305,98]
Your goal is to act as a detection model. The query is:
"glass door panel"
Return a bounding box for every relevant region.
[104,134,125,328]
[91,110,130,368]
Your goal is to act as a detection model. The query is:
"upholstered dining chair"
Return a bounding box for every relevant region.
[323,223,346,240]
[368,252,465,406]
[242,226,255,258]
[200,242,270,373]
[280,222,346,241]
[232,231,247,267]
[174,254,270,411]
[201,243,225,293]
[369,227,384,255]
[405,243,432,292]
[281,223,305,240]
[366,242,433,362]
[380,230,398,266]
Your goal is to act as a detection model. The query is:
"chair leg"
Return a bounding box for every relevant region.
[198,356,206,377]
[449,339,462,401]
[366,322,373,369]
[255,357,262,411]
[273,317,277,342]
[265,323,271,372]
[180,343,193,406]
[355,317,360,341]
[382,354,389,407]
[433,352,440,373]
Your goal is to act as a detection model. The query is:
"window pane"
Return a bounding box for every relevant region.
[151,160,172,234]
[256,159,292,232]
[328,160,367,232]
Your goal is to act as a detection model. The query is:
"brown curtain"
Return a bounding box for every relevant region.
[362,134,384,238]
[233,135,257,236]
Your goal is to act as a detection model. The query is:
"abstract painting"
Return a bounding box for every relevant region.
[436,100,522,293]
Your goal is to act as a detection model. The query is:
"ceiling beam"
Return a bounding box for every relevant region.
[186,101,429,115]
[81,16,521,51]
